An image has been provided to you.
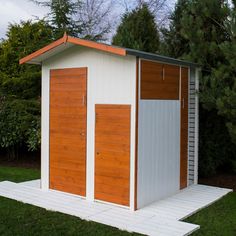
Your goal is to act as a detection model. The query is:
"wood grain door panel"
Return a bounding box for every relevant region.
[141,60,179,100]
[180,67,189,189]
[49,68,87,196]
[95,105,131,206]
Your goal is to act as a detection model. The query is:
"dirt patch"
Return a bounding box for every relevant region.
[0,160,40,169]
[0,155,40,169]
[199,173,236,192]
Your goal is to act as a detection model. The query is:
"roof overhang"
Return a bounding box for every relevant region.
[19,33,127,65]
[126,49,200,68]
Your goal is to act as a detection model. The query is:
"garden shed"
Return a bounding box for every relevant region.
[20,33,200,211]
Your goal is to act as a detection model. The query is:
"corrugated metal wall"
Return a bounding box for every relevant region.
[137,100,180,209]
[188,68,197,185]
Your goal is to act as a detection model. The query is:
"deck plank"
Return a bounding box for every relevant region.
[0,180,232,236]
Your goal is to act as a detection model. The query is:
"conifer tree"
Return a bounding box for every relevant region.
[112,4,160,53]
[181,0,236,176]
[212,4,236,146]
[180,0,230,70]
[31,0,80,38]
[160,0,189,58]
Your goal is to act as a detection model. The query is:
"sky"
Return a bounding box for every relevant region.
[0,0,49,39]
[0,0,176,39]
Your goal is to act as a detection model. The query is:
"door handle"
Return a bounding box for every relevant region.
[162,66,165,80]
[80,132,85,136]
[82,94,86,106]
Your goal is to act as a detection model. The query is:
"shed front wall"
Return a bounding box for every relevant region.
[41,46,136,209]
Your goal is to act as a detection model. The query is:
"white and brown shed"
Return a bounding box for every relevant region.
[20,34,200,211]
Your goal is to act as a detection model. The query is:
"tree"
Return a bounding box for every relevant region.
[160,0,190,57]
[112,4,160,53]
[180,0,230,69]
[77,0,115,41]
[180,0,236,175]
[161,0,236,176]
[211,4,236,148]
[118,0,170,27]
[31,0,80,38]
[0,20,53,158]
[32,0,117,41]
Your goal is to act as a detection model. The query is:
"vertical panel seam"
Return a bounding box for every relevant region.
[134,57,139,210]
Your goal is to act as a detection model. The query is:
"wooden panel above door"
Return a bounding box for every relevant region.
[95,105,131,206]
[141,60,180,100]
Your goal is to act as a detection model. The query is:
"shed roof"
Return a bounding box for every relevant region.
[19,33,199,68]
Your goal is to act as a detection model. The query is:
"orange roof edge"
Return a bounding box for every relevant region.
[67,36,127,57]
[19,33,126,65]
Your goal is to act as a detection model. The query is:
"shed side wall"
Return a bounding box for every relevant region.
[137,59,181,208]
[41,46,136,209]
[137,60,198,209]
[137,100,181,208]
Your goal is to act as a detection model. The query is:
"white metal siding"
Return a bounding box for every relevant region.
[137,100,180,209]
[41,67,50,191]
[188,68,197,185]
[41,46,137,209]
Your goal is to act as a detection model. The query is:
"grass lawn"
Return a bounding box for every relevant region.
[0,197,140,236]
[0,166,40,183]
[0,165,235,236]
[185,192,236,236]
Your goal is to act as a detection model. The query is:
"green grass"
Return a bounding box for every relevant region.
[185,192,236,236]
[0,165,235,236]
[0,165,139,236]
[0,165,40,183]
[0,197,139,236]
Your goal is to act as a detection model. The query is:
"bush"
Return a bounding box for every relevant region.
[199,106,236,177]
[0,99,40,159]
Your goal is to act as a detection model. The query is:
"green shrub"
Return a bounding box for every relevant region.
[199,107,236,177]
[0,99,40,159]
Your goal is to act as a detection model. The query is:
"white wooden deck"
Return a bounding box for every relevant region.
[0,180,232,236]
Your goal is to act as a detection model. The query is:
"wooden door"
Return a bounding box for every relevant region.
[95,105,131,206]
[49,68,87,196]
[180,67,189,189]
